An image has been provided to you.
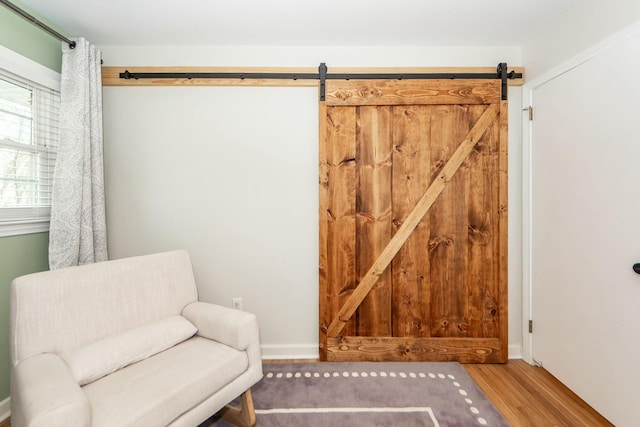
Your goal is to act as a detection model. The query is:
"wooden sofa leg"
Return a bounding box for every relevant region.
[220,389,256,427]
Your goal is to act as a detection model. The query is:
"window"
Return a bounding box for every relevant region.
[0,47,61,236]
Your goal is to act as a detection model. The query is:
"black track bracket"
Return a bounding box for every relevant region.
[319,63,327,102]
[498,62,508,101]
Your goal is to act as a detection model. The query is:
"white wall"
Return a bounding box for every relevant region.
[101,45,523,359]
[100,45,520,68]
[522,0,640,81]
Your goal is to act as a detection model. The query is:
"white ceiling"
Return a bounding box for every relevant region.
[18,0,580,47]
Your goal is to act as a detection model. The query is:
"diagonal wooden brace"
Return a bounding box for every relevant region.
[326,103,500,337]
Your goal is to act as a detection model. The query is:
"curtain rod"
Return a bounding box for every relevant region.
[0,0,75,49]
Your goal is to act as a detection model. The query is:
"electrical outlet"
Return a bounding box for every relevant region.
[232,297,243,310]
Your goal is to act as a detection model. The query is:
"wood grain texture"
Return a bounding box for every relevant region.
[356,106,393,336]
[320,77,508,363]
[322,106,358,339]
[102,66,318,87]
[464,105,499,339]
[328,66,524,87]
[427,104,470,339]
[465,360,614,427]
[391,105,432,337]
[497,101,509,360]
[326,336,502,363]
[103,66,524,87]
[326,104,500,338]
[325,80,501,106]
[318,101,329,360]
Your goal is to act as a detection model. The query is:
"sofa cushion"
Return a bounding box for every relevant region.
[61,316,197,386]
[82,336,249,427]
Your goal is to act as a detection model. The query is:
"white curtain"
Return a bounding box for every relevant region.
[49,38,107,269]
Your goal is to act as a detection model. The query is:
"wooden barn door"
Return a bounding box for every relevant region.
[319,79,508,363]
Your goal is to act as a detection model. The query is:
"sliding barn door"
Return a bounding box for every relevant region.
[319,79,508,363]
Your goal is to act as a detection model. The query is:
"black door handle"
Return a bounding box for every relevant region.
[633,263,640,274]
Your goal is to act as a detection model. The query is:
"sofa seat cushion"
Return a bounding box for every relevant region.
[82,336,249,427]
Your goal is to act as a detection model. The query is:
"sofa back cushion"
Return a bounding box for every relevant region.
[11,250,199,366]
[61,315,197,385]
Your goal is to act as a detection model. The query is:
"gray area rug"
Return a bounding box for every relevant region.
[204,362,510,427]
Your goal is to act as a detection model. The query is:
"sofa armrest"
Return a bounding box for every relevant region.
[182,301,259,351]
[11,353,91,427]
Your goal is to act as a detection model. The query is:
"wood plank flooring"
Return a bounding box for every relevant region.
[0,359,612,427]
[464,360,613,427]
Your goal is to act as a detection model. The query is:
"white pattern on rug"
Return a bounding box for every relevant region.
[257,407,440,426]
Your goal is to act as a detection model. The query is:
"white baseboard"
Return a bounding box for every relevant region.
[508,344,523,360]
[261,344,319,360]
[0,396,10,422]
[261,343,524,361]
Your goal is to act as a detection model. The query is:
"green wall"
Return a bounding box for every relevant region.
[0,0,63,72]
[1,0,66,403]
[0,233,49,400]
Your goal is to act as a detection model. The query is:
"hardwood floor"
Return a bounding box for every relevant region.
[464,360,613,427]
[0,359,611,427]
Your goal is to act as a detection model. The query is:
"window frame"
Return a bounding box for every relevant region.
[0,44,61,237]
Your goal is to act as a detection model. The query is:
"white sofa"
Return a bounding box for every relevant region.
[10,250,263,427]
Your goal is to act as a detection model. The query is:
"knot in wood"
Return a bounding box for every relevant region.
[457,323,469,332]
[468,222,491,245]
[334,91,352,101]
[357,87,382,99]
[357,212,376,222]
[429,235,456,253]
